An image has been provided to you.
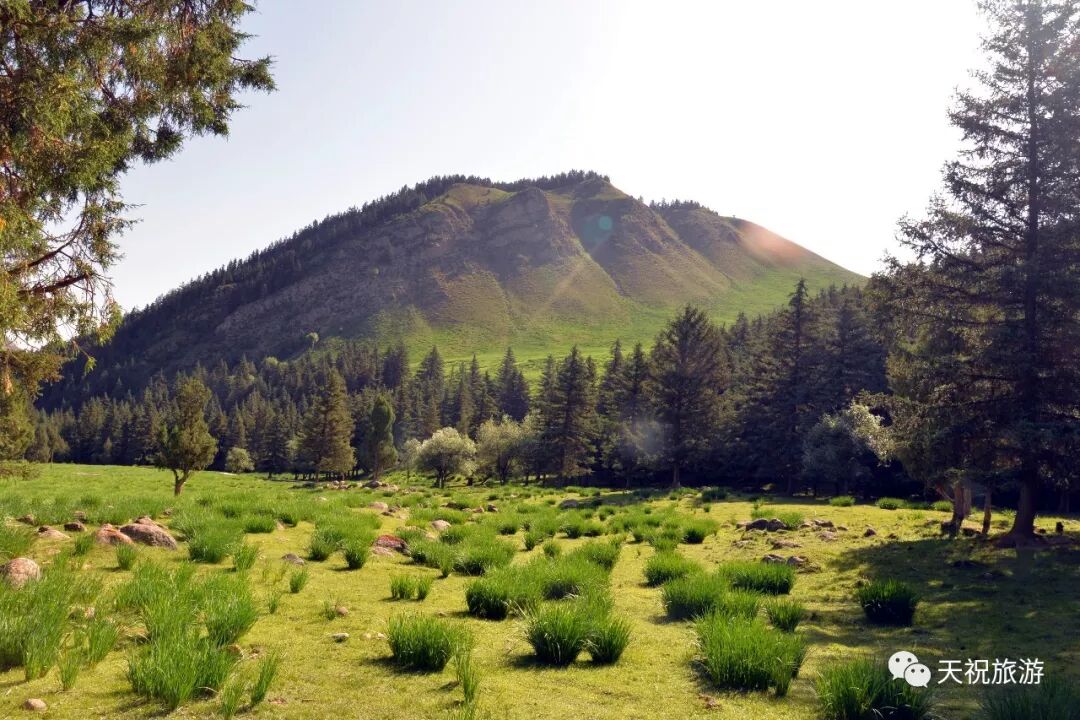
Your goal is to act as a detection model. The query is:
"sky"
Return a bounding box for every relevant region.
[113,0,986,311]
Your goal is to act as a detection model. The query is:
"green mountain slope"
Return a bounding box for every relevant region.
[48,172,862,399]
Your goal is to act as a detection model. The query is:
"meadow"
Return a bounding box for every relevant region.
[1,464,1078,719]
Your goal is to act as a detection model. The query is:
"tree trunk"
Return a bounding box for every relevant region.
[671,462,680,489]
[981,489,992,536]
[998,480,1039,546]
[173,474,186,496]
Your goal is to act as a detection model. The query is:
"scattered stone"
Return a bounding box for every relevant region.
[787,556,809,567]
[120,520,178,549]
[331,632,350,643]
[737,518,786,532]
[430,520,451,532]
[36,525,69,540]
[368,501,389,512]
[134,516,163,528]
[365,480,383,489]
[95,523,134,546]
[281,553,305,566]
[863,527,877,537]
[375,632,387,640]
[732,540,753,548]
[225,644,244,657]
[811,518,835,529]
[64,521,86,532]
[371,547,395,557]
[472,507,486,514]
[558,499,580,510]
[888,533,899,539]
[362,632,374,640]
[335,605,349,617]
[818,531,839,542]
[799,521,814,529]
[15,514,35,525]
[1056,521,1065,534]
[486,504,498,513]
[383,484,401,493]
[1,558,41,589]
[836,525,849,531]
[373,535,409,554]
[762,553,787,564]
[22,698,47,712]
[770,539,801,549]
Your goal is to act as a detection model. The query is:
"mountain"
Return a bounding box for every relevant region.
[44,171,861,404]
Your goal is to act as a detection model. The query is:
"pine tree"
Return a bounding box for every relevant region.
[539,347,597,480]
[648,306,728,487]
[495,348,530,421]
[883,0,1080,543]
[416,347,445,437]
[298,371,355,478]
[364,394,398,480]
[261,412,293,478]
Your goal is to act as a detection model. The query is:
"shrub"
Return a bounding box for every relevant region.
[587,615,631,664]
[233,543,257,573]
[242,514,277,534]
[307,528,339,561]
[523,603,594,666]
[59,650,82,690]
[876,497,904,510]
[127,630,237,710]
[979,675,1077,720]
[765,598,806,632]
[569,538,621,572]
[857,579,919,626]
[0,524,33,560]
[218,677,245,718]
[288,567,309,594]
[454,536,516,575]
[540,556,607,600]
[719,561,796,595]
[342,539,370,570]
[829,496,856,507]
[701,487,729,502]
[415,575,434,601]
[390,575,416,601]
[386,614,469,672]
[644,551,701,587]
[202,575,260,647]
[695,614,805,696]
[523,529,544,551]
[816,658,935,720]
[662,573,761,621]
[542,539,562,559]
[409,540,456,577]
[682,518,719,544]
[72,533,94,557]
[465,567,542,620]
[189,526,241,563]
[84,617,119,665]
[931,500,953,513]
[249,650,281,706]
[116,543,139,570]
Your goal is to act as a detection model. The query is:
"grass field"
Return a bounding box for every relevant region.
[1,464,1077,719]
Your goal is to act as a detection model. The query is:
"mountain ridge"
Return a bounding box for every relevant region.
[43,171,861,406]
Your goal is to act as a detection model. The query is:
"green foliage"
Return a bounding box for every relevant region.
[876,498,904,511]
[749,506,805,530]
[189,525,242,564]
[250,651,281,706]
[567,538,621,572]
[288,567,310,594]
[386,614,470,672]
[83,617,119,665]
[931,500,953,513]
[58,650,82,691]
[765,598,806,632]
[695,614,805,696]
[829,496,856,507]
[523,602,594,666]
[643,551,701,587]
[857,579,919,626]
[202,574,260,647]
[542,539,562,559]
[662,573,761,621]
[233,543,258,573]
[815,659,935,720]
[0,524,33,560]
[342,538,370,570]
[116,543,138,570]
[242,513,277,533]
[417,427,477,488]
[454,645,481,707]
[218,677,246,719]
[464,566,542,620]
[980,676,1078,720]
[72,533,94,556]
[156,378,218,495]
[298,370,355,477]
[586,614,631,664]
[718,561,796,595]
[682,518,719,544]
[127,631,237,710]
[307,528,339,562]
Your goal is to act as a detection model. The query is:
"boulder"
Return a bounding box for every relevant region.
[486,504,498,513]
[738,518,787,532]
[23,698,47,712]
[120,521,178,550]
[36,525,69,540]
[15,514,35,525]
[281,553,305,566]
[373,535,408,554]
[64,521,86,532]
[558,499,580,510]
[818,531,839,542]
[770,539,801,549]
[331,632,350,643]
[430,520,452,532]
[863,527,877,537]
[334,605,349,617]
[2,558,41,589]
[365,480,383,489]
[787,556,809,567]
[762,553,787,564]
[811,518,834,529]
[95,523,134,546]
[371,546,395,557]
[836,525,849,532]
[368,501,389,512]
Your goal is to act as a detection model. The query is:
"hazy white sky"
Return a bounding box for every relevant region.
[113,0,985,310]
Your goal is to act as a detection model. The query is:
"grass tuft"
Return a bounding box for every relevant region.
[816,658,935,719]
[695,613,805,696]
[857,579,919,626]
[386,614,469,672]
